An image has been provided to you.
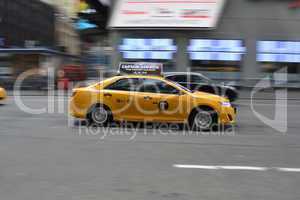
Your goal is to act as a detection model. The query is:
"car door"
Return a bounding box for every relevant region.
[135,78,187,122]
[156,80,188,122]
[103,78,140,121]
[134,78,162,121]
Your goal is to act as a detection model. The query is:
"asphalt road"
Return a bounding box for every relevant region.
[1,95,300,200]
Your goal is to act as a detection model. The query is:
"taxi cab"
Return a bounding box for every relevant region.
[0,87,7,102]
[70,63,236,130]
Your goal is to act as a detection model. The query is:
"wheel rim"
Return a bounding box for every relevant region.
[92,107,108,124]
[194,111,212,129]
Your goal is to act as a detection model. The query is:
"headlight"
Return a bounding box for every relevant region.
[221,102,231,107]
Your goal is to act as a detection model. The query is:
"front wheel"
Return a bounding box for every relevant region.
[189,108,218,131]
[87,105,112,126]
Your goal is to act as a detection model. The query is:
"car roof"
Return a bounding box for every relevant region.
[116,75,166,80]
[164,72,205,76]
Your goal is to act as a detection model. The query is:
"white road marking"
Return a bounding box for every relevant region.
[174,165,219,169]
[173,164,300,172]
[173,165,266,171]
[276,168,300,172]
[219,166,267,171]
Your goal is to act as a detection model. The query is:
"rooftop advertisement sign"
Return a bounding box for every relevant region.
[109,0,226,29]
[119,62,163,75]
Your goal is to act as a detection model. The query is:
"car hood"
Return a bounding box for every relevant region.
[192,91,228,102]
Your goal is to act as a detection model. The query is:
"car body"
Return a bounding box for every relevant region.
[69,75,236,130]
[164,72,238,102]
[0,87,7,101]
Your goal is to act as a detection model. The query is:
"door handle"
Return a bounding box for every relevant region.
[144,96,152,100]
[104,93,112,97]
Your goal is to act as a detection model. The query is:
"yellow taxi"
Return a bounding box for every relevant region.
[69,75,236,130]
[0,87,7,102]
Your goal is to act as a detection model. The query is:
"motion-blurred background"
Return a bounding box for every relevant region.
[1,0,300,90]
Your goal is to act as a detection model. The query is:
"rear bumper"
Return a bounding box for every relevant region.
[69,98,89,119]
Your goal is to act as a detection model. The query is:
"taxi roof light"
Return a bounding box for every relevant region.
[118,62,163,76]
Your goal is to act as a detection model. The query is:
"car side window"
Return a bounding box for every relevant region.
[167,75,187,83]
[105,78,139,91]
[139,79,180,94]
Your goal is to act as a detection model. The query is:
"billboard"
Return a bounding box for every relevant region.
[109,0,226,29]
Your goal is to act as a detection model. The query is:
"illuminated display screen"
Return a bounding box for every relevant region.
[257,41,300,63]
[188,39,246,61]
[190,52,243,61]
[119,38,176,60]
[122,51,174,60]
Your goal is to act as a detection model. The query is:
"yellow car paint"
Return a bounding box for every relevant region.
[0,87,7,101]
[69,75,236,125]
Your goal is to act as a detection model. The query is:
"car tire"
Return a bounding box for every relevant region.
[87,104,112,126]
[189,107,218,131]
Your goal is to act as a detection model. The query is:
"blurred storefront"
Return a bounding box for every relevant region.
[41,0,81,56]
[109,0,300,87]
[0,0,55,89]
[0,48,80,90]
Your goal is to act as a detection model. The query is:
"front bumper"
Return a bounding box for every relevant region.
[219,106,237,125]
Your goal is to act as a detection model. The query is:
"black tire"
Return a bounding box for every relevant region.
[87,104,112,126]
[188,107,218,131]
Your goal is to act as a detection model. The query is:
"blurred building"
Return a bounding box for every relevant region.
[41,0,81,56]
[0,0,57,89]
[108,0,300,87]
[54,11,81,56]
[0,0,82,90]
[0,0,55,47]
[76,0,111,78]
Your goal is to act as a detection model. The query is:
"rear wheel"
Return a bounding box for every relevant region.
[189,107,218,131]
[87,105,112,126]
